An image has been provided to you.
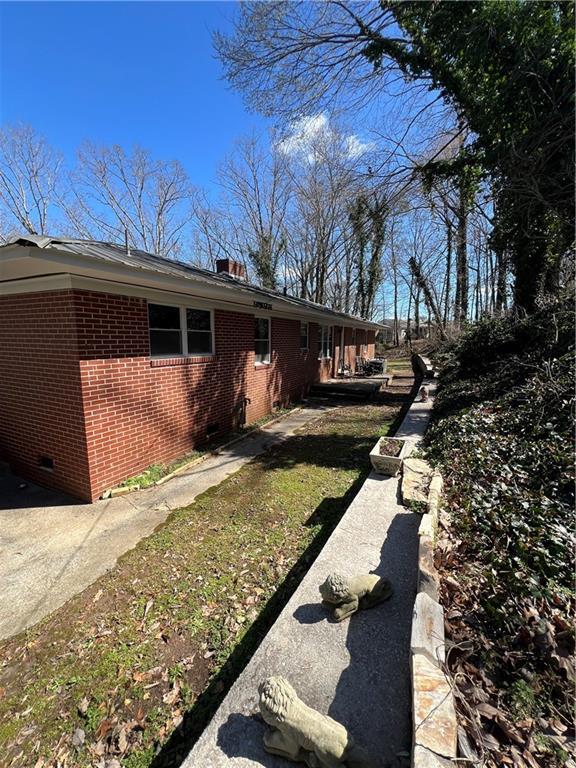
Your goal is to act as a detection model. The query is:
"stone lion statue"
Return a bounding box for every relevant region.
[319,573,393,622]
[258,676,376,767]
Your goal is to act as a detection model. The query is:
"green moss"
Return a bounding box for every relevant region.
[508,679,537,719]
[0,389,412,767]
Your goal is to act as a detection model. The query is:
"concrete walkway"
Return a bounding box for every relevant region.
[182,471,420,768]
[395,379,437,443]
[179,370,437,768]
[0,406,330,640]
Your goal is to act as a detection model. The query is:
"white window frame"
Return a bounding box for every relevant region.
[148,302,215,358]
[319,325,333,360]
[184,306,215,356]
[300,321,309,351]
[254,316,271,365]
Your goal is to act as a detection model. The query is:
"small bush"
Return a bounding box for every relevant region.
[432,295,574,419]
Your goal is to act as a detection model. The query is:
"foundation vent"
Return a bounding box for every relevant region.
[39,455,54,472]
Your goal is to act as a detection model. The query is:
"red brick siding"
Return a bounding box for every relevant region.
[0,291,91,498]
[333,326,376,373]
[0,287,372,501]
[366,329,376,358]
[75,291,332,500]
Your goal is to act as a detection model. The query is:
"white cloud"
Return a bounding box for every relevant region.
[277,113,374,163]
[277,114,329,158]
[345,134,375,159]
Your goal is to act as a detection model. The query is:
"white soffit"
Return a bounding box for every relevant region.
[0,244,382,331]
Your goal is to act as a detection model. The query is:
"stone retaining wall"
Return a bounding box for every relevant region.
[407,355,458,767]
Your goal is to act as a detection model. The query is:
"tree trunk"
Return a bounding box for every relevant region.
[393,259,399,346]
[454,179,468,325]
[495,247,507,315]
[443,216,452,328]
[409,257,447,340]
[344,248,352,313]
[406,274,413,347]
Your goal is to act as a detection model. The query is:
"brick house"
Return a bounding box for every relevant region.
[0,235,379,502]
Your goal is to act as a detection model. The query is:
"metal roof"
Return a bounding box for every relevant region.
[4,235,381,329]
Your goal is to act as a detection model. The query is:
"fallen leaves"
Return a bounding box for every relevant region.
[0,400,408,768]
[162,681,181,707]
[139,598,154,630]
[438,500,574,767]
[94,718,114,742]
[71,728,85,748]
[427,344,575,768]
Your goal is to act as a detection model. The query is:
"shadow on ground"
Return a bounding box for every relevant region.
[149,378,421,768]
[149,471,367,768]
[327,512,419,768]
[0,471,83,511]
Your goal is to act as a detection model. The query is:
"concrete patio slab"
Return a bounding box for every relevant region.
[0,405,330,640]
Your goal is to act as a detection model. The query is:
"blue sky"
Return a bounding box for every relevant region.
[0,1,272,192]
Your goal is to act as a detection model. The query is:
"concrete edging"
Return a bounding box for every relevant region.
[408,355,458,767]
[180,363,426,767]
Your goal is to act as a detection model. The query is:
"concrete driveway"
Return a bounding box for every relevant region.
[0,406,328,641]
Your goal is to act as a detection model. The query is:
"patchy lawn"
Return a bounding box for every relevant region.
[115,407,296,492]
[0,372,414,768]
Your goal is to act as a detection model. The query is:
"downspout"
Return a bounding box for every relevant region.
[340,326,345,377]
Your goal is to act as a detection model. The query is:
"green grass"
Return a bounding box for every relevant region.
[117,407,296,490]
[385,358,411,371]
[0,384,413,768]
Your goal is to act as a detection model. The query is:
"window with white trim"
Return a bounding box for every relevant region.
[255,317,270,364]
[148,303,213,357]
[319,325,333,359]
[300,321,309,350]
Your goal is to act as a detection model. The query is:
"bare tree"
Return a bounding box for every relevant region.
[190,192,246,270]
[281,114,372,304]
[408,256,447,340]
[214,2,402,118]
[349,192,387,318]
[217,134,291,289]
[193,119,378,302]
[0,124,63,236]
[64,143,194,258]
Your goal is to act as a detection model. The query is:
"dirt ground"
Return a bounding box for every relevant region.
[0,367,415,768]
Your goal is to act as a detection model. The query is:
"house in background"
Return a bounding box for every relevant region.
[0,235,379,502]
[378,319,408,345]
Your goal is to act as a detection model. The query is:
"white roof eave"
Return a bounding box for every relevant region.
[3,244,382,331]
